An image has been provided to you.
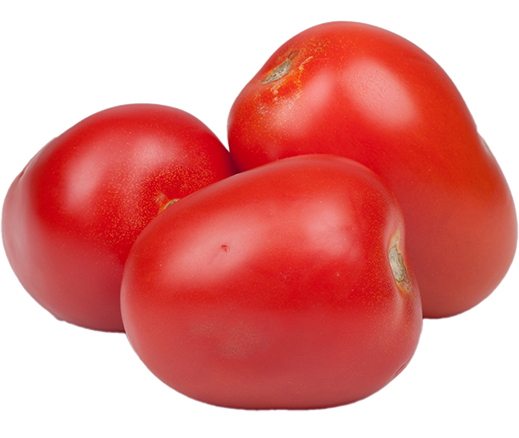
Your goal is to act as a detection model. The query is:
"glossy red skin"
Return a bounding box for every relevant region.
[121,154,422,409]
[228,21,517,318]
[2,104,236,332]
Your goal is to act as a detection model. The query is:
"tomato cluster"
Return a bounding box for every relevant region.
[2,22,516,410]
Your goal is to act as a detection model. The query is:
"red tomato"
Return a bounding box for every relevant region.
[228,21,517,318]
[121,154,422,409]
[2,104,236,332]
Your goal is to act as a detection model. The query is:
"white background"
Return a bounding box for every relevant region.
[1,1,518,437]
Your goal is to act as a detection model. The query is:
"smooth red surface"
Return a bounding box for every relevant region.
[228,21,517,318]
[2,104,236,332]
[121,155,422,409]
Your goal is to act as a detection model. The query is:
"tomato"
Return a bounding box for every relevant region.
[121,154,422,409]
[2,104,237,332]
[227,21,517,318]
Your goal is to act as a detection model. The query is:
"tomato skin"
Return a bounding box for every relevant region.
[228,21,517,318]
[121,154,422,409]
[2,104,236,332]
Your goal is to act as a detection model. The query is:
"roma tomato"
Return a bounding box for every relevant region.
[121,154,422,409]
[2,104,236,332]
[228,21,517,318]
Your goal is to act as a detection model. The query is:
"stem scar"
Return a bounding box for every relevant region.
[262,51,299,84]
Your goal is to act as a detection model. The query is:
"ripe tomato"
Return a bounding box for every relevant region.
[121,154,422,409]
[227,21,517,318]
[2,104,236,332]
